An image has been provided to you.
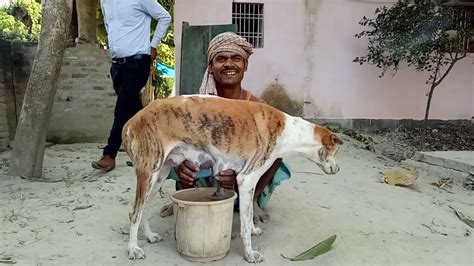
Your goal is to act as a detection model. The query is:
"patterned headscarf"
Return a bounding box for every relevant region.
[198,32,253,95]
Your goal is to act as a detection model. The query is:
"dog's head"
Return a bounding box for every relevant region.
[311,126,343,175]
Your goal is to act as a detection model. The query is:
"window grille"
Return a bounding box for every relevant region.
[232,2,264,48]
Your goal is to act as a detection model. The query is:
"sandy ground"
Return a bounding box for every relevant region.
[0,135,472,265]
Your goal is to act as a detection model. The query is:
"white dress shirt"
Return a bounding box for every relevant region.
[101,0,171,58]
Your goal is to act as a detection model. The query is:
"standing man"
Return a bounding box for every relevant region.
[92,0,171,171]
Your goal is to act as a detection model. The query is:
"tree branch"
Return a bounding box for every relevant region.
[434,53,465,87]
[431,55,443,84]
[448,51,454,61]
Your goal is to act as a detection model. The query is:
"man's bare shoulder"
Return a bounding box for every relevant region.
[244,89,265,103]
[250,95,265,103]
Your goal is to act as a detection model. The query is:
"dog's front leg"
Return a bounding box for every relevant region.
[238,174,265,263]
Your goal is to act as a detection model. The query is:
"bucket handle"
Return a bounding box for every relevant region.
[174,203,187,242]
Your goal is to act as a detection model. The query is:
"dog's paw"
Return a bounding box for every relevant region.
[253,201,270,224]
[259,212,270,223]
[146,232,163,244]
[253,212,270,224]
[128,245,146,260]
[244,251,265,263]
[251,226,263,236]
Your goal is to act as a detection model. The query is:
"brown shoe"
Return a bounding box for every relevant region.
[91,155,116,172]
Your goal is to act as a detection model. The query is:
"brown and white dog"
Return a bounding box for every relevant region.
[122,95,343,263]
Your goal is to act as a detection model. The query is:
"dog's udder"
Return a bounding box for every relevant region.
[217,162,224,172]
[166,143,245,174]
[197,153,207,164]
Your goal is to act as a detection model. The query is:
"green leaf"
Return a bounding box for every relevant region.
[281,235,337,261]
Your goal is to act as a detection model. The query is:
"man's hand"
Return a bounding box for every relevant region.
[150,47,158,62]
[216,169,237,189]
[176,160,198,186]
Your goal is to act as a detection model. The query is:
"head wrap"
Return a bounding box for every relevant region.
[198,32,253,95]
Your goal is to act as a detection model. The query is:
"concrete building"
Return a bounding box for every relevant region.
[174,0,473,120]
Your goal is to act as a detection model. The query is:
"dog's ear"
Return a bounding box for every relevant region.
[331,134,343,145]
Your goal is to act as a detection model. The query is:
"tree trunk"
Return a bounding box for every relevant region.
[8,0,73,179]
[76,0,98,43]
[423,57,461,123]
[424,82,436,122]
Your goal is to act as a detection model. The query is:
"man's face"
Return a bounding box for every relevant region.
[209,51,247,87]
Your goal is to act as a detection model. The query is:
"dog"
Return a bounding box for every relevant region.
[122,95,343,263]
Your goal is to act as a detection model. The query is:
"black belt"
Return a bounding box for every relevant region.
[112,54,149,64]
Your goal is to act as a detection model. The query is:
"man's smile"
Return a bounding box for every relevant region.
[222,69,238,77]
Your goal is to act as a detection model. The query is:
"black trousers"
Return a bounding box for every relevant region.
[103,55,151,159]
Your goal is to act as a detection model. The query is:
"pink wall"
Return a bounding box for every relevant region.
[174,0,474,120]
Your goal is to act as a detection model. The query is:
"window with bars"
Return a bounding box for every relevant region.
[232,2,264,48]
[448,4,474,53]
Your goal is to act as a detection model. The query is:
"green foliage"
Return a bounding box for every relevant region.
[152,0,174,98]
[158,31,174,66]
[0,0,42,41]
[354,0,472,120]
[154,75,174,99]
[0,10,28,40]
[96,7,107,46]
[354,0,471,80]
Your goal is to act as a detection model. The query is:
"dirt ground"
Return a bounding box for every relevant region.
[369,121,473,162]
[0,135,472,265]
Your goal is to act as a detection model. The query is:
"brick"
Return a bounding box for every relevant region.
[58,85,74,91]
[60,73,70,79]
[90,73,110,79]
[80,67,99,73]
[0,142,8,152]
[70,61,89,67]
[72,73,88,78]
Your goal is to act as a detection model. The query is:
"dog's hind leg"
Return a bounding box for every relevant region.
[127,162,166,260]
[237,170,267,263]
[142,164,172,244]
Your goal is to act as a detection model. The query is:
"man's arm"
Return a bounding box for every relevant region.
[141,0,172,48]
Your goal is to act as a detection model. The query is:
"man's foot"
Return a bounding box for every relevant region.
[160,203,174,218]
[91,155,116,172]
[253,201,270,224]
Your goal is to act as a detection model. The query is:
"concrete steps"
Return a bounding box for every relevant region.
[402,151,473,189]
[414,151,473,174]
